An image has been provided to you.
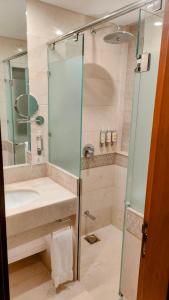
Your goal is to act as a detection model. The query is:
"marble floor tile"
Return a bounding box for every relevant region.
[9,225,123,300]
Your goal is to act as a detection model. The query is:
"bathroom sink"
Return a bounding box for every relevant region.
[5,189,40,210]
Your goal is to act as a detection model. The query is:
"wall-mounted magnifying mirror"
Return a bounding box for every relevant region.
[14,94,39,118]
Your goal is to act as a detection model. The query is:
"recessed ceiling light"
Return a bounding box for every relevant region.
[55,29,63,36]
[147,3,153,9]
[17,48,23,53]
[154,21,163,27]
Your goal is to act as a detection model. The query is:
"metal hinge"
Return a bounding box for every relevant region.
[141,222,148,257]
[135,52,151,73]
[73,33,79,42]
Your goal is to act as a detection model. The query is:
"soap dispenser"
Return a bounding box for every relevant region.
[36,131,43,156]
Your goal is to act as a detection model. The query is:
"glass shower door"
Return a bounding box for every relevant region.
[48,35,84,177]
[120,9,163,300]
[126,10,163,213]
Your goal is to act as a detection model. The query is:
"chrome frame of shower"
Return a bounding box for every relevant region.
[3,51,27,63]
[47,0,162,46]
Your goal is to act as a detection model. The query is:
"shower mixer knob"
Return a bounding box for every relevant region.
[83,144,94,158]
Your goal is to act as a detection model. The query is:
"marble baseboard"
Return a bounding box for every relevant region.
[82,152,128,170]
[126,207,143,240]
[114,152,128,168]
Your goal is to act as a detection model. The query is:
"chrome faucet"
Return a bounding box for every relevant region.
[84,210,96,221]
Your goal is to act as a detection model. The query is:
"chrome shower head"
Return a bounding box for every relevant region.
[104,31,134,44]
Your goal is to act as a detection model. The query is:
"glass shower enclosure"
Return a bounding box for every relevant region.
[119,9,163,299]
[125,10,163,213]
[47,5,163,299]
[48,35,84,278]
[48,35,84,178]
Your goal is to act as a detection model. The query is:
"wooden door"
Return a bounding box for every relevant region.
[137,0,169,299]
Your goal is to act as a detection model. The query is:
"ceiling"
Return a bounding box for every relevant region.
[41,0,164,25]
[41,0,136,18]
[0,0,26,40]
[0,0,163,40]
[41,0,140,25]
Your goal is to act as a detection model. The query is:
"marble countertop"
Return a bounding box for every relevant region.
[5,177,77,237]
[5,177,76,216]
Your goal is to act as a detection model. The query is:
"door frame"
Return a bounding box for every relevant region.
[0,129,10,300]
[137,0,169,299]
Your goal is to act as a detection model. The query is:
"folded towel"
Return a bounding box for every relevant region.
[51,228,73,288]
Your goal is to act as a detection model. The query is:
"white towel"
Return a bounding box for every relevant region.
[50,228,73,288]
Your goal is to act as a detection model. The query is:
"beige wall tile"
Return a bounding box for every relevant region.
[47,162,78,195]
[81,206,112,235]
[83,28,129,156]
[82,165,115,192]
[3,163,46,184]
[81,164,127,233]
[121,25,137,152]
[84,78,119,107]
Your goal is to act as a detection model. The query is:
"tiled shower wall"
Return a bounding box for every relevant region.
[83,28,129,155]
[81,25,137,233]
[81,164,127,235]
[121,25,137,152]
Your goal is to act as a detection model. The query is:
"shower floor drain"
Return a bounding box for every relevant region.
[84,234,100,244]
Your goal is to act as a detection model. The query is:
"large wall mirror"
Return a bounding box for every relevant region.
[0,1,28,166]
[0,1,42,166]
[3,53,30,165]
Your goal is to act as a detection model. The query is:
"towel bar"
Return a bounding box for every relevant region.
[8,216,74,249]
[55,217,72,224]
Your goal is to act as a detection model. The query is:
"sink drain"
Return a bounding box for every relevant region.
[84,234,100,244]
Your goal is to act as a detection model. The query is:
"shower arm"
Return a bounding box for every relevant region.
[90,23,121,35]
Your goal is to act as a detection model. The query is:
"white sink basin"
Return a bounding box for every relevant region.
[5,189,40,210]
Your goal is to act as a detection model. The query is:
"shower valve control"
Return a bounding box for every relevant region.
[83,144,94,158]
